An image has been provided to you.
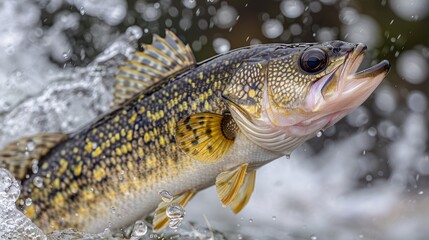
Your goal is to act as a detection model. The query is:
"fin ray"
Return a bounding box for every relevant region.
[230,170,256,213]
[114,30,196,106]
[216,164,248,206]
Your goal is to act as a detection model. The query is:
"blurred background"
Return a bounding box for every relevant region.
[0,0,428,239]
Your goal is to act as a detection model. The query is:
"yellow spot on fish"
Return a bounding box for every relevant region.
[121,145,128,154]
[92,147,102,158]
[144,132,150,143]
[94,167,106,182]
[126,142,132,152]
[85,142,93,153]
[159,136,165,146]
[115,133,120,141]
[26,205,36,219]
[204,101,210,110]
[70,182,78,193]
[249,89,256,98]
[74,162,82,176]
[127,161,134,170]
[199,72,203,79]
[83,189,95,202]
[53,178,60,188]
[127,130,133,141]
[73,148,79,154]
[129,113,137,124]
[59,159,68,174]
[138,147,144,157]
[116,148,123,156]
[121,129,126,137]
[54,194,65,206]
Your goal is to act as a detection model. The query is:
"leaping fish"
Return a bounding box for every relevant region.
[0,30,390,233]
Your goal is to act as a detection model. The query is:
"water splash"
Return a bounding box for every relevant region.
[0,169,47,240]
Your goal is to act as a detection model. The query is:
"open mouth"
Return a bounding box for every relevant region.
[344,43,390,81]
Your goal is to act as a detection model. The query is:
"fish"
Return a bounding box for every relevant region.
[0,30,390,233]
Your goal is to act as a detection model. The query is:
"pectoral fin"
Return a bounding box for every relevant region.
[215,163,248,206]
[229,170,256,213]
[176,112,238,163]
[0,133,67,180]
[153,190,196,231]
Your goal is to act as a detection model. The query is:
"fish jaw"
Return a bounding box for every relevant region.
[303,44,390,128]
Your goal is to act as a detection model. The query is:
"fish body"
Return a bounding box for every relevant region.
[0,31,390,233]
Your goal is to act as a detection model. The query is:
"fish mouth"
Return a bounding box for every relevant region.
[341,43,390,93]
[305,43,390,131]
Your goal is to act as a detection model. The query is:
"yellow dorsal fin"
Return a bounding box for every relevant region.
[153,190,196,231]
[0,133,67,180]
[176,113,238,163]
[216,163,248,206]
[229,170,256,213]
[114,30,196,106]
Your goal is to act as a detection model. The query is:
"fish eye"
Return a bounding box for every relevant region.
[299,48,328,73]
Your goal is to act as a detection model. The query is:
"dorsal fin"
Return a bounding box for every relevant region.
[114,30,196,106]
[0,133,67,180]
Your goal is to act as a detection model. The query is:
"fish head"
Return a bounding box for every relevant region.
[223,41,390,155]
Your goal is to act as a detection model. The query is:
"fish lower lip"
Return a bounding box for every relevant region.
[348,60,391,80]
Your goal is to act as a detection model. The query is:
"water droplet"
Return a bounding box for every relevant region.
[33,176,43,188]
[249,218,253,223]
[166,203,185,219]
[214,5,238,29]
[26,141,36,152]
[339,7,360,25]
[126,26,143,41]
[285,154,291,159]
[0,169,21,202]
[310,235,318,240]
[261,19,284,39]
[168,218,183,229]
[63,52,70,60]
[111,206,116,214]
[407,91,427,113]
[316,130,323,138]
[79,7,85,15]
[182,0,197,9]
[141,4,161,22]
[31,163,39,174]
[131,220,147,237]
[272,216,277,221]
[365,174,373,182]
[280,0,305,19]
[159,190,174,202]
[418,190,424,195]
[237,234,243,239]
[25,198,32,206]
[362,150,367,155]
[212,38,231,54]
[367,127,377,137]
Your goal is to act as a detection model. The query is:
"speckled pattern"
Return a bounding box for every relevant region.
[16,40,355,232]
[18,44,266,231]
